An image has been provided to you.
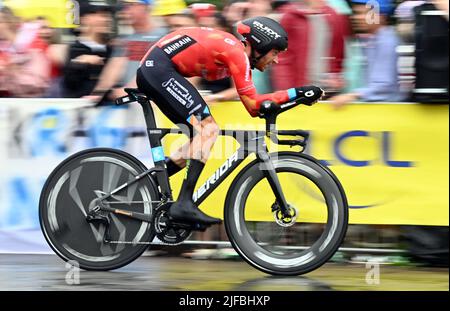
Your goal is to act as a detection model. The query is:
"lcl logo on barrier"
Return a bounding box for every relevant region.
[309,130,414,168]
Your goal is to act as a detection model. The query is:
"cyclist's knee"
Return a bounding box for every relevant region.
[200,117,219,140]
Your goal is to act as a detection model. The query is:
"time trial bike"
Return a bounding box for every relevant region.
[39,88,348,275]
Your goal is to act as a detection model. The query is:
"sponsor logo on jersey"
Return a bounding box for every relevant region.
[161,35,196,57]
[162,78,195,108]
[252,21,281,39]
[224,38,236,46]
[244,56,251,82]
[145,60,154,67]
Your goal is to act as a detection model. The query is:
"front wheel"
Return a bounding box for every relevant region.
[39,148,159,271]
[224,152,348,275]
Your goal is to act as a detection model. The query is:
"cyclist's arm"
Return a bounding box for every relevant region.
[225,49,297,117]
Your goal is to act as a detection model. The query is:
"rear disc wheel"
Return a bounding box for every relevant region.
[39,148,159,271]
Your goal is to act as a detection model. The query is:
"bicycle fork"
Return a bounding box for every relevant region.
[256,149,291,218]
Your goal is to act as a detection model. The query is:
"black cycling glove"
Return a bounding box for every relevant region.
[295,86,324,106]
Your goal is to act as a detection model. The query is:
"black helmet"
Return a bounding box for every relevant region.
[234,16,288,69]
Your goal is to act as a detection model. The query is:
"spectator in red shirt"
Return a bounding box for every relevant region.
[271,0,349,96]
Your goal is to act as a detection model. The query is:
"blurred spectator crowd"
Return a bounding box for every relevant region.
[0,0,449,104]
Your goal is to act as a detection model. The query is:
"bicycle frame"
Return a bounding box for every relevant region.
[96,95,307,221]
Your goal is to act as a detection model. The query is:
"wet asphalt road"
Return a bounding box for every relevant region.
[0,254,447,291]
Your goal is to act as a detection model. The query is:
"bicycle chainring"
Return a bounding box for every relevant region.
[153,204,192,245]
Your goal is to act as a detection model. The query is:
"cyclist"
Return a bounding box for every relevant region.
[135,16,324,226]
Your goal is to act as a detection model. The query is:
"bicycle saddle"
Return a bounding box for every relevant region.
[116,88,150,105]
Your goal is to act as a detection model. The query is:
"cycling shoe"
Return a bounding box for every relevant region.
[169,200,222,225]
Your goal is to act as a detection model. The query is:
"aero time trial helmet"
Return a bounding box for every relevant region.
[234,16,288,67]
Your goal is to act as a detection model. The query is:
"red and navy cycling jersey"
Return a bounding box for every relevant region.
[141,27,296,117]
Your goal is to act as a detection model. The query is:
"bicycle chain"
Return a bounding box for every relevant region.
[104,200,191,246]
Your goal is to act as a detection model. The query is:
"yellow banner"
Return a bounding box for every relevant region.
[4,0,188,27]
[156,102,449,226]
[4,0,78,28]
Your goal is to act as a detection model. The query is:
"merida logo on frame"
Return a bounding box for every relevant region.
[193,151,240,201]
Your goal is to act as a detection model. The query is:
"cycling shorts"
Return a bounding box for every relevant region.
[136,47,212,135]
